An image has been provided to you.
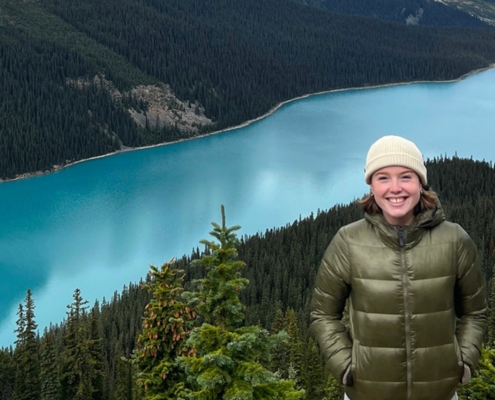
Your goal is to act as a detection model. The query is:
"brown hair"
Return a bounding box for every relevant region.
[357,187,438,217]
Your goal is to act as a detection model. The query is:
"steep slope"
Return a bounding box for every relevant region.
[0,0,211,179]
[291,0,494,27]
[435,0,495,25]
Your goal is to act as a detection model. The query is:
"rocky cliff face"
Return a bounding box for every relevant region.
[67,75,213,134]
[128,84,212,133]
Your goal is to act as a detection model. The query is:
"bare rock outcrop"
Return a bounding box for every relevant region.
[128,85,212,132]
[66,75,213,134]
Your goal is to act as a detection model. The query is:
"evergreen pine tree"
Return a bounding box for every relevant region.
[40,332,61,400]
[132,261,196,399]
[301,337,326,400]
[180,205,305,399]
[60,288,101,400]
[0,347,16,400]
[88,307,105,400]
[114,351,133,400]
[285,309,303,387]
[14,289,40,400]
[269,309,289,378]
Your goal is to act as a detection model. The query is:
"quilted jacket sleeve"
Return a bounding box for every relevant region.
[455,225,487,372]
[310,228,352,382]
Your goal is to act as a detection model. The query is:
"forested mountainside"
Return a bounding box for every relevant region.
[2,0,495,179]
[2,157,494,399]
[439,0,495,26]
[289,0,495,27]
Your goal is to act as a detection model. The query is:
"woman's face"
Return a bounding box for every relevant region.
[370,166,422,226]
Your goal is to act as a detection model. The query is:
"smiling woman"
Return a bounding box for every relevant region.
[363,136,427,226]
[370,165,422,225]
[310,135,487,400]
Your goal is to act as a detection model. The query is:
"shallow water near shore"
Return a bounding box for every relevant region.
[1,68,495,346]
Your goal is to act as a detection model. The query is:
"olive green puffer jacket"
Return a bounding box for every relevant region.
[310,204,487,400]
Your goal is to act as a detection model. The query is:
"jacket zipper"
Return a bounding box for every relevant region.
[399,226,412,400]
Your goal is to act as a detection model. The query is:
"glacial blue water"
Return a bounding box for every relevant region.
[1,68,495,346]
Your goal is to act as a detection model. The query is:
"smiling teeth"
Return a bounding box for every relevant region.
[389,198,404,203]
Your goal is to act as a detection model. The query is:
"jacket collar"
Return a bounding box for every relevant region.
[364,200,445,250]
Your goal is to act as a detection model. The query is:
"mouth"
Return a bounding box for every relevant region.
[387,197,407,204]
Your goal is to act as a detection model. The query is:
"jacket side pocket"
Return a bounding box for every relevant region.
[453,336,464,380]
[350,339,359,383]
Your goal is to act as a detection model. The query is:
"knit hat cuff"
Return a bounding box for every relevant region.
[365,153,427,185]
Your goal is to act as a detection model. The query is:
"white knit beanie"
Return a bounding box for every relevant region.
[364,135,427,185]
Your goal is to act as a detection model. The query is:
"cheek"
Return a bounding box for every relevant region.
[412,191,422,203]
[372,192,387,209]
[409,185,422,199]
[370,183,384,197]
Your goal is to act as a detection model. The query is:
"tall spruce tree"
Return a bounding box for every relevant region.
[60,289,102,400]
[14,289,40,400]
[88,307,105,400]
[269,309,289,378]
[132,261,196,399]
[40,332,61,400]
[180,205,305,399]
[113,351,133,400]
[301,337,326,400]
[0,347,16,400]
[285,309,303,387]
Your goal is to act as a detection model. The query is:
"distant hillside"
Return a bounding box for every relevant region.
[1,0,495,178]
[438,0,495,26]
[290,0,495,27]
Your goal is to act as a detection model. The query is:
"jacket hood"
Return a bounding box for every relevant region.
[364,198,445,250]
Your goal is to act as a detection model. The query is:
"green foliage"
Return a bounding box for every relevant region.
[185,206,248,331]
[132,261,196,400]
[60,289,104,400]
[88,308,105,400]
[181,206,304,399]
[113,353,134,400]
[323,374,345,400]
[458,347,495,400]
[14,289,40,400]
[0,348,15,400]
[40,333,61,400]
[301,338,326,400]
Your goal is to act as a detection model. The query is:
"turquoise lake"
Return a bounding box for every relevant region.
[1,68,495,346]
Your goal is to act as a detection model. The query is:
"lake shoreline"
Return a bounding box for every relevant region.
[3,64,494,184]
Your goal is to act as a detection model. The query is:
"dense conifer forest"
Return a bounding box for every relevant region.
[1,157,494,399]
[2,0,495,178]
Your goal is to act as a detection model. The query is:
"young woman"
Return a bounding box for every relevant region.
[310,135,487,400]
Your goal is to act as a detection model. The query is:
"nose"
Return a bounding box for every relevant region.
[390,178,401,192]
